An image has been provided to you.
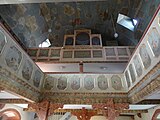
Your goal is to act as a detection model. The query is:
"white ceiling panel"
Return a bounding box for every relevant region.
[36,63,80,73]
[129,105,157,110]
[83,63,126,73]
[0,91,20,99]
[63,104,92,109]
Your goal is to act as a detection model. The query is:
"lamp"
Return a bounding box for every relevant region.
[111,14,118,38]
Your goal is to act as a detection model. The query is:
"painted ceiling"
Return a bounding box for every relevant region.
[0,0,159,47]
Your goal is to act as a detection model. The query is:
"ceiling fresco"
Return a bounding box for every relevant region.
[0,0,159,47]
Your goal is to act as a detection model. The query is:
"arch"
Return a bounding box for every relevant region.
[0,104,5,109]
[0,108,21,120]
[152,109,160,120]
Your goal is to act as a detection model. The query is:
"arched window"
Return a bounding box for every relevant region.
[0,109,21,120]
[152,109,160,120]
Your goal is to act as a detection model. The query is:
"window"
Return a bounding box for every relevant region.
[39,39,51,47]
[117,13,138,31]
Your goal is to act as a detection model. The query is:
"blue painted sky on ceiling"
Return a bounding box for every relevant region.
[0,0,159,47]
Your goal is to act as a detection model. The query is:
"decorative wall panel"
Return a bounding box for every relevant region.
[84,75,94,90]
[117,48,128,56]
[44,76,55,90]
[0,23,45,101]
[133,55,143,77]
[111,75,123,90]
[0,30,6,54]
[125,71,131,88]
[39,49,49,57]
[148,27,160,57]
[139,44,151,69]
[70,76,80,90]
[33,70,42,88]
[5,46,22,71]
[124,8,160,90]
[57,76,67,90]
[97,75,108,90]
[93,50,103,58]
[63,51,72,58]
[129,64,136,83]
[44,74,127,93]
[50,49,60,57]
[105,48,116,56]
[28,46,133,62]
[22,59,33,81]
[74,51,91,58]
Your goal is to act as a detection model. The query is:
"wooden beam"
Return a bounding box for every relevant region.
[0,99,31,104]
[137,99,160,105]
[121,110,148,114]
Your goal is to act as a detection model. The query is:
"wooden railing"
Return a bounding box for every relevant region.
[27,46,135,62]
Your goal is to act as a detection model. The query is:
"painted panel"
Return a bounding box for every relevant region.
[129,64,136,83]
[22,59,33,81]
[27,49,37,57]
[63,51,72,58]
[148,27,160,57]
[50,49,60,57]
[65,37,74,46]
[70,76,80,90]
[0,30,6,54]
[125,70,131,88]
[76,32,90,45]
[133,55,143,77]
[44,76,55,90]
[117,48,128,56]
[74,51,91,58]
[93,50,103,58]
[33,70,42,88]
[139,44,151,69]
[84,75,94,90]
[57,76,67,90]
[5,46,22,71]
[111,75,123,90]
[92,37,100,45]
[97,75,108,90]
[39,49,49,57]
[105,48,116,56]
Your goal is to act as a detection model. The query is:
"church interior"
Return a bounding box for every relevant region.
[0,0,160,120]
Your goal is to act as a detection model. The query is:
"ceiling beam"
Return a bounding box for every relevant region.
[121,110,148,114]
[0,99,31,104]
[136,99,160,105]
[0,0,106,5]
[39,109,148,114]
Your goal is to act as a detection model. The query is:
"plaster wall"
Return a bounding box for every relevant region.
[45,73,128,93]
